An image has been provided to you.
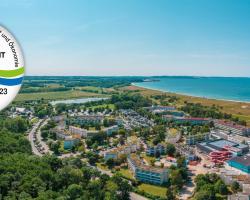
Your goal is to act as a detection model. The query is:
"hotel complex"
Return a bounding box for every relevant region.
[163,115,210,125]
[214,120,250,136]
[127,155,168,185]
[146,144,166,156]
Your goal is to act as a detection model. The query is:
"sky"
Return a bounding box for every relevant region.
[1,0,250,77]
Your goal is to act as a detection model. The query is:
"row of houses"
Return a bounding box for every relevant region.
[104,144,138,160]
[68,125,119,138]
[67,115,104,125]
[163,115,250,138]
[211,130,250,146]
[119,109,154,130]
[213,120,250,136]
[220,168,250,199]
[144,106,176,114]
[163,115,210,125]
[146,144,167,156]
[127,155,168,185]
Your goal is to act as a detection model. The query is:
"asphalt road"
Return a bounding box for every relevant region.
[28,119,43,156]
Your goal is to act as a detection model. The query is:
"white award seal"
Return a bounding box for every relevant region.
[0,25,24,111]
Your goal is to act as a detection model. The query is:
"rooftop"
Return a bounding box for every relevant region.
[210,139,236,148]
[215,120,249,130]
[228,155,250,166]
[129,154,168,173]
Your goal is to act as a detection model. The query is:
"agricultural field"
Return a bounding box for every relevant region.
[15,90,105,101]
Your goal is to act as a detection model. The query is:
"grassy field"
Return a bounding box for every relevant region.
[138,183,167,198]
[15,90,106,101]
[120,85,250,126]
[78,86,102,93]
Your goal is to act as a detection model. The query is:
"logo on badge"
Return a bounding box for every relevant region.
[0,25,24,111]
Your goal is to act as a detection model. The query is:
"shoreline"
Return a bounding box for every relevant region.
[126,84,250,126]
[132,83,250,104]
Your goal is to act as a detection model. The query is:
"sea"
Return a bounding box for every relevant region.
[133,77,250,103]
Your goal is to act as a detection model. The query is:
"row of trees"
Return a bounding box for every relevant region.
[194,173,229,200]
[110,93,152,110]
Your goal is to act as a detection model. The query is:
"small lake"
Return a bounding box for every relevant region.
[50,97,109,105]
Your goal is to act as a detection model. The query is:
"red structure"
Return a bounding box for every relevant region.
[209,148,233,164]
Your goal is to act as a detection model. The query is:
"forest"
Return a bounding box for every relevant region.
[0,116,131,200]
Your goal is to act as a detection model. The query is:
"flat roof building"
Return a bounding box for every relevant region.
[69,126,87,138]
[127,155,168,185]
[146,144,166,156]
[214,120,250,136]
[197,139,249,156]
[228,156,250,174]
[163,115,210,125]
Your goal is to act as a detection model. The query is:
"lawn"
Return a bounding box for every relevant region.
[96,163,109,171]
[119,168,135,180]
[138,183,167,198]
[88,103,115,110]
[15,90,105,101]
[140,153,155,165]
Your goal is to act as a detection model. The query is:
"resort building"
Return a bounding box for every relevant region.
[228,134,250,146]
[68,125,119,138]
[197,139,249,157]
[163,115,210,125]
[104,151,118,160]
[186,132,210,145]
[214,120,250,136]
[145,106,176,114]
[69,126,87,138]
[55,129,71,140]
[104,144,137,160]
[146,144,166,156]
[127,155,168,185]
[119,109,154,129]
[227,156,250,174]
[105,125,119,136]
[67,115,103,125]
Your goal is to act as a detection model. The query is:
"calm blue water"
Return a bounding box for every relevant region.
[133,77,250,102]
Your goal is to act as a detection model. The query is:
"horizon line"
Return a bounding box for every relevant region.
[24,75,250,78]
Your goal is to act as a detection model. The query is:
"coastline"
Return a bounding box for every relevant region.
[126,84,250,126]
[132,83,250,104]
